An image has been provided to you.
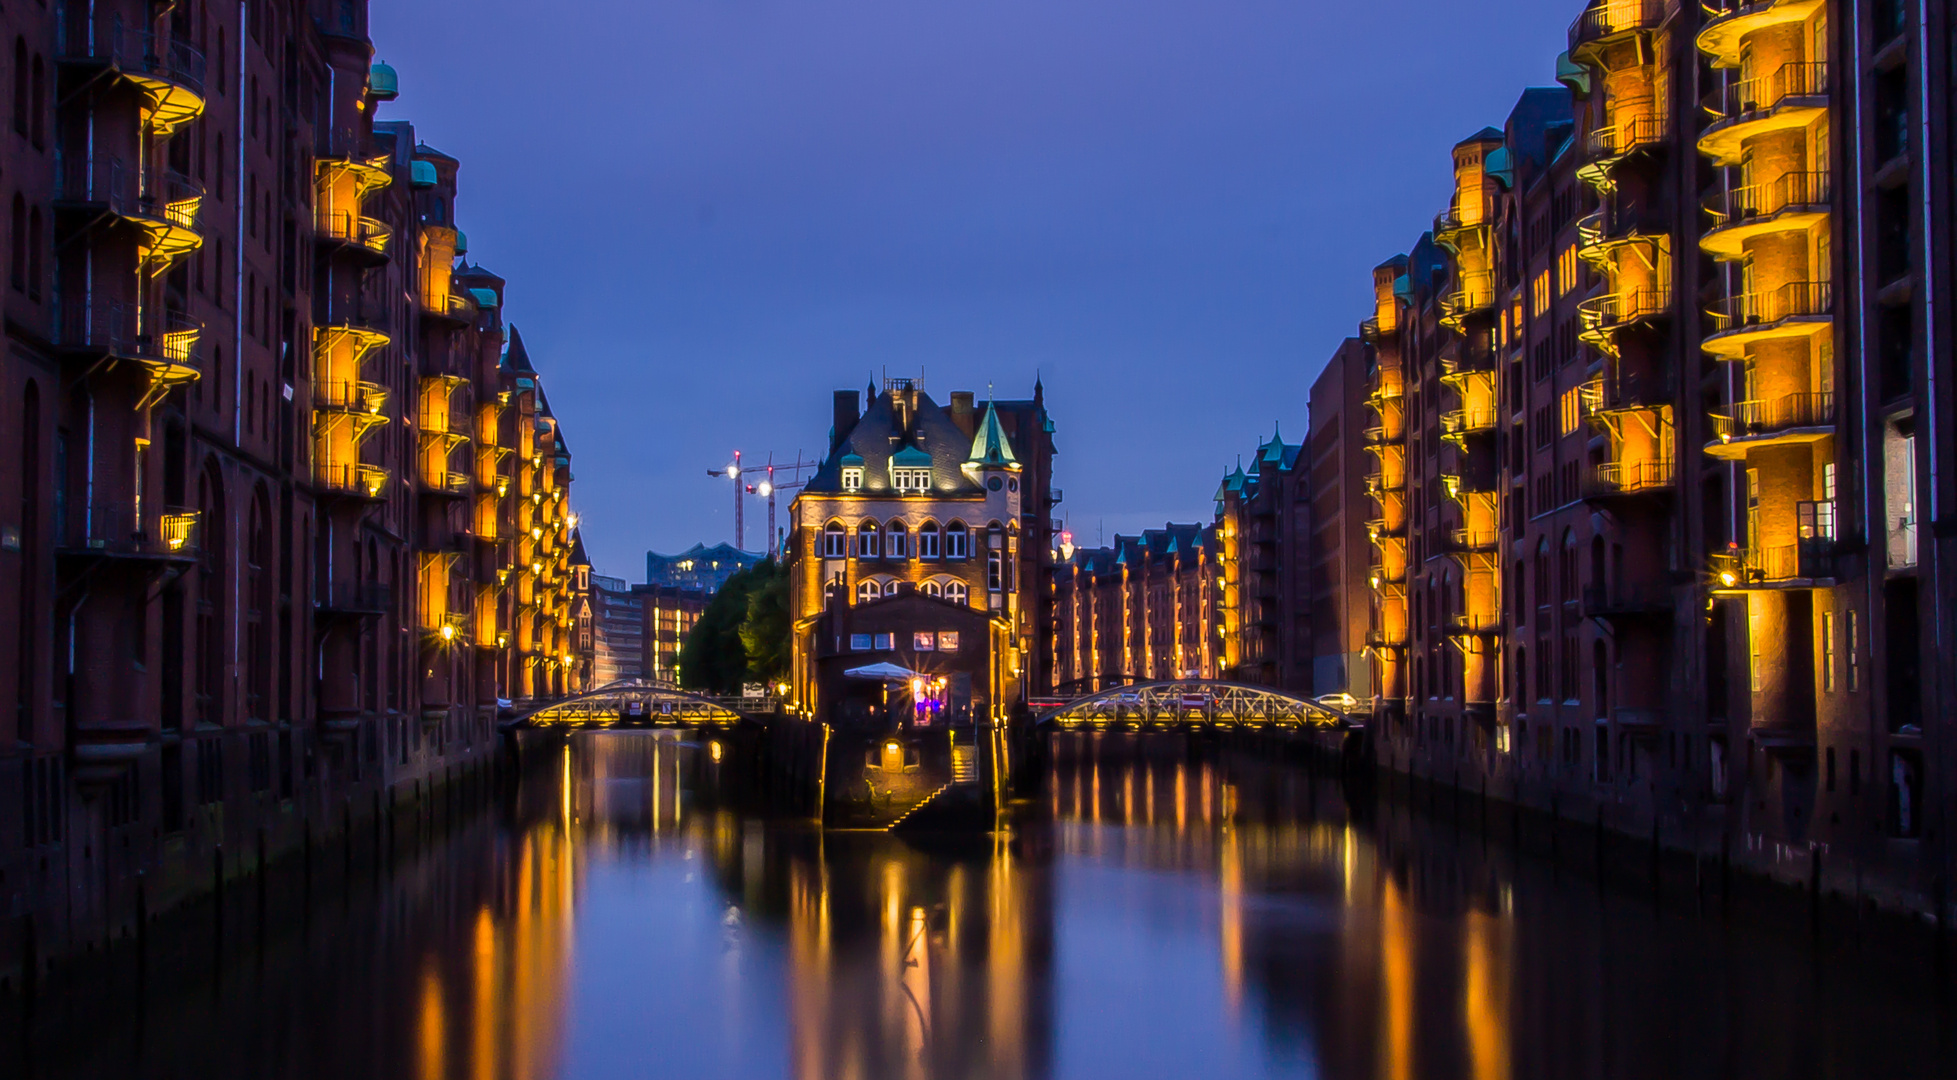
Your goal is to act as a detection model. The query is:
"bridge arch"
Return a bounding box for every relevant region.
[1037,681,1350,731]
[508,680,754,729]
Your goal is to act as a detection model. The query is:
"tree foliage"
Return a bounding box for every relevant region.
[677,559,791,695]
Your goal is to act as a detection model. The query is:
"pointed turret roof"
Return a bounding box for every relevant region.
[966,400,1019,468]
[504,325,536,373]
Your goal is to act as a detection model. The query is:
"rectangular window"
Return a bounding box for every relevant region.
[841,467,863,492]
[874,633,894,651]
[914,632,936,651]
[1749,604,1765,693]
[850,633,873,651]
[1532,270,1551,317]
[940,631,959,653]
[987,549,1003,592]
[1558,386,1582,436]
[919,528,939,559]
[1847,610,1861,691]
[1822,610,1836,692]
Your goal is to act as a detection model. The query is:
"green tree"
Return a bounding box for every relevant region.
[739,559,791,685]
[678,568,757,694]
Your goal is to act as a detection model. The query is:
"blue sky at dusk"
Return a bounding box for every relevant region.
[371,0,1575,580]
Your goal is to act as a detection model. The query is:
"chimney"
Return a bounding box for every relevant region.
[950,391,975,437]
[832,390,860,452]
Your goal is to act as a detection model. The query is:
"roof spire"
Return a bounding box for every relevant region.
[964,396,1019,470]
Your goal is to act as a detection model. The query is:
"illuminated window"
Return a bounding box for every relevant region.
[841,466,864,492]
[893,467,930,492]
[920,579,942,597]
[857,578,882,603]
[1532,270,1550,317]
[1556,245,1578,297]
[1821,610,1836,692]
[945,581,969,605]
[1558,386,1583,436]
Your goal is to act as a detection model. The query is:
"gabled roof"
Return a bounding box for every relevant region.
[804,388,988,497]
[503,325,536,373]
[569,529,592,567]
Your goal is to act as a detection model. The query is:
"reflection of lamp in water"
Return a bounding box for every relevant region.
[709,740,723,763]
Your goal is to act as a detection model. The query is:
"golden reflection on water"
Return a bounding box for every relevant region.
[406,731,1527,1080]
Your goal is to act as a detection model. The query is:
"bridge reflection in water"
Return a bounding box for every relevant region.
[8,730,1950,1079]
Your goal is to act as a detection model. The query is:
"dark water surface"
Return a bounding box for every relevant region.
[8,730,1953,1079]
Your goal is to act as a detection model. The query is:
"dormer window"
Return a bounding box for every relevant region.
[893,467,930,492]
[842,466,864,492]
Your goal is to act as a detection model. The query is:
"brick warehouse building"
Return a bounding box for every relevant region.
[1351,0,1955,910]
[786,378,1057,726]
[1040,0,1953,915]
[1050,523,1221,695]
[0,0,588,975]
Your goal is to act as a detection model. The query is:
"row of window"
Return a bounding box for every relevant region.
[851,577,971,604]
[848,630,962,653]
[821,519,994,560]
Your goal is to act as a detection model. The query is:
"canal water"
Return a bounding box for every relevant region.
[7,730,1952,1079]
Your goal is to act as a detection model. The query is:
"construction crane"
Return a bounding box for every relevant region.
[709,451,821,556]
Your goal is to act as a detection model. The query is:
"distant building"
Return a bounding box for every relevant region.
[645,542,764,595]
[590,575,645,685]
[1051,525,1220,695]
[635,585,710,686]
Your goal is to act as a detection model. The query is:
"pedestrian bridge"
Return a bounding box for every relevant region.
[507,680,761,730]
[1036,681,1351,731]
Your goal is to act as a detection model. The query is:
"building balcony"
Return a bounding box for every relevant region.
[1366,515,1407,540]
[1697,0,1829,70]
[424,289,479,326]
[421,469,472,498]
[1447,612,1503,637]
[1710,537,1836,590]
[1441,528,1500,556]
[1438,275,1495,331]
[1432,205,1489,254]
[1581,113,1666,171]
[317,463,390,501]
[1705,392,1834,458]
[55,504,200,563]
[1582,582,1673,619]
[316,581,392,618]
[316,379,390,419]
[55,158,206,268]
[1582,459,1676,499]
[1362,424,1399,446]
[56,302,203,405]
[316,209,392,263]
[1440,406,1498,447]
[1702,280,1832,358]
[57,19,208,134]
[1700,171,1831,260]
[1698,62,1830,166]
[1577,287,1671,351]
[1360,316,1388,344]
[1568,0,1674,61]
[1366,628,1408,650]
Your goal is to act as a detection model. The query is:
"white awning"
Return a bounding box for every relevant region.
[844,662,922,682]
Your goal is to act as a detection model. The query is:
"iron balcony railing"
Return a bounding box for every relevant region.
[55,503,200,558]
[56,17,207,98]
[1568,0,1673,52]
[1706,280,1833,331]
[316,209,392,255]
[1578,287,1672,333]
[318,463,390,498]
[1710,391,1834,441]
[56,157,205,232]
[1710,539,1835,586]
[316,379,389,415]
[1586,111,1666,159]
[1444,528,1501,553]
[1440,406,1499,438]
[1584,459,1676,497]
[1703,171,1831,226]
[1889,516,1918,569]
[1449,612,1503,634]
[1702,61,1829,121]
[55,301,202,368]
[422,469,471,495]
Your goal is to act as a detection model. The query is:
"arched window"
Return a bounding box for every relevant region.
[1590,536,1606,603]
[886,520,909,560]
[25,207,40,299]
[920,579,942,598]
[1533,538,1549,615]
[11,38,26,135]
[1593,640,1609,713]
[917,521,941,560]
[9,194,24,292]
[1560,529,1578,604]
[856,520,880,559]
[1515,646,1528,707]
[856,578,881,603]
[1512,559,1526,622]
[944,581,969,606]
[943,520,969,560]
[822,521,846,558]
[29,54,44,147]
